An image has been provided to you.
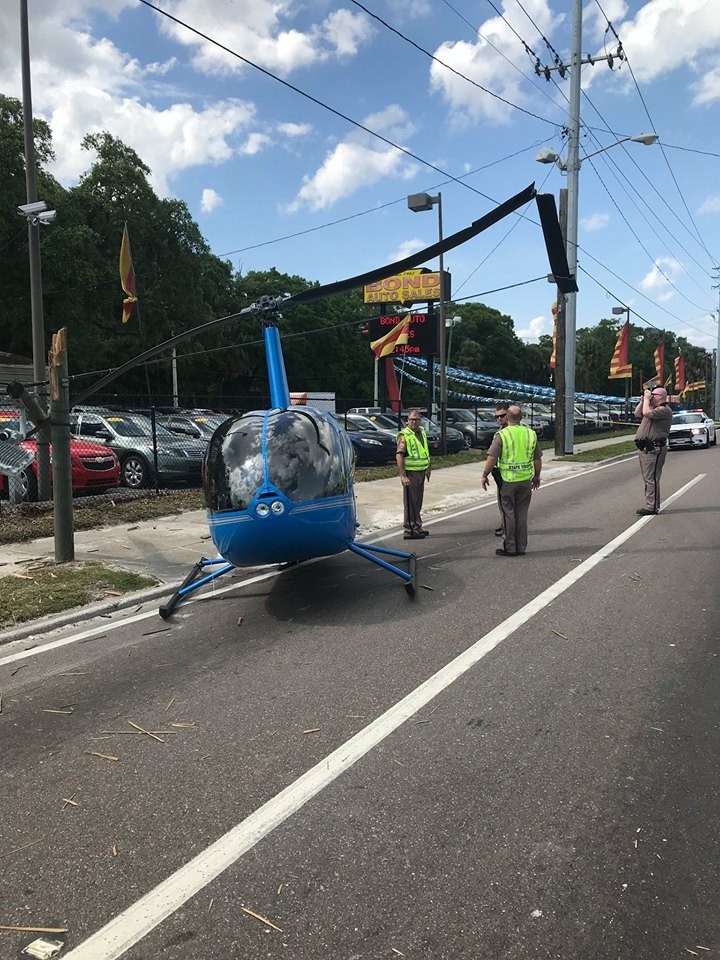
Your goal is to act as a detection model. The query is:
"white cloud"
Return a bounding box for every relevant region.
[287,105,418,211]
[156,0,373,76]
[586,0,720,93]
[387,239,427,262]
[0,3,258,194]
[276,121,312,137]
[639,256,684,303]
[201,188,223,213]
[429,0,564,124]
[580,212,610,231]
[517,314,550,341]
[239,132,272,156]
[678,327,715,349]
[693,64,720,104]
[698,195,720,214]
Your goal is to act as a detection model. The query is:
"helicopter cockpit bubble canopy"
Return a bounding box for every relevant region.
[204,407,354,514]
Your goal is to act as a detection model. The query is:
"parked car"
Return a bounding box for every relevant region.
[331,415,397,466]
[361,411,467,454]
[0,415,120,501]
[69,409,204,489]
[442,408,498,448]
[157,411,231,442]
[668,410,717,449]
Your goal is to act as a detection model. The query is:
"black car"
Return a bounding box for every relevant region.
[331,415,397,466]
[443,408,498,448]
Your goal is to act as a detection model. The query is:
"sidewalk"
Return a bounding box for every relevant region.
[0,437,628,587]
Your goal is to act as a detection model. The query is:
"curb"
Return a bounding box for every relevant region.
[0,581,175,647]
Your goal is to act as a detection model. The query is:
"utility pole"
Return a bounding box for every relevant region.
[49,329,74,561]
[540,0,626,454]
[562,0,583,455]
[713,266,720,420]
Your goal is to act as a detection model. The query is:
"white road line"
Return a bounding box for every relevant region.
[62,472,705,960]
[0,454,679,668]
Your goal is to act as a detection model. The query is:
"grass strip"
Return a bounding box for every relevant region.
[0,561,158,628]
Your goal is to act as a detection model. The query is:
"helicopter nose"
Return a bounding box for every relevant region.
[255,500,285,517]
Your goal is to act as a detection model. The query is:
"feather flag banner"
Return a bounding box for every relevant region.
[370,314,412,359]
[550,302,557,369]
[653,342,665,383]
[119,223,137,324]
[608,321,632,379]
[674,354,685,393]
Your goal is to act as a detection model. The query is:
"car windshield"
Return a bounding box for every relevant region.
[672,413,703,424]
[449,409,475,423]
[371,413,403,430]
[105,415,175,438]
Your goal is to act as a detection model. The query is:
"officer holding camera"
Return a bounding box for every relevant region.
[634,384,672,515]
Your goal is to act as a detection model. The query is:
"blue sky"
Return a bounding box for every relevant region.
[2,0,719,351]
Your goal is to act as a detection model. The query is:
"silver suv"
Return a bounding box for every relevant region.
[69,409,203,489]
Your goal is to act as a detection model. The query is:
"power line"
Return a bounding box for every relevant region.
[217,140,551,258]
[348,0,559,126]
[437,0,563,113]
[592,0,715,264]
[583,150,714,313]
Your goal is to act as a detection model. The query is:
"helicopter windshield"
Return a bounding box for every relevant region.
[205,409,350,512]
[265,409,348,502]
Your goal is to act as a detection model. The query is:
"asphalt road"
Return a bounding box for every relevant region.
[1,448,719,960]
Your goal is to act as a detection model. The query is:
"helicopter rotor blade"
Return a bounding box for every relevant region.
[284,182,536,306]
[73,183,535,405]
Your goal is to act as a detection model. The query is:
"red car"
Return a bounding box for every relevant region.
[0,416,120,500]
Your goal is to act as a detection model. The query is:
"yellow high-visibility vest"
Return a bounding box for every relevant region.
[398,427,430,471]
[497,424,536,483]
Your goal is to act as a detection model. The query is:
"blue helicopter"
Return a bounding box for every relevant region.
[72,184,576,617]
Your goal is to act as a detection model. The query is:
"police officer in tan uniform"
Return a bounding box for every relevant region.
[634,384,672,515]
[396,409,431,539]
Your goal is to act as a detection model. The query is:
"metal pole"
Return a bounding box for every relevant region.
[437,192,447,456]
[49,329,74,562]
[172,344,180,409]
[20,0,51,500]
[373,356,379,407]
[563,0,583,455]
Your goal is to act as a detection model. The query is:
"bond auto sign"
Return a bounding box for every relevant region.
[363,269,449,304]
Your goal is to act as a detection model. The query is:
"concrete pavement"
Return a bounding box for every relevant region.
[0,436,633,640]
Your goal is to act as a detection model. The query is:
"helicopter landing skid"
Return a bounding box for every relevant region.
[159,556,235,619]
[346,541,417,597]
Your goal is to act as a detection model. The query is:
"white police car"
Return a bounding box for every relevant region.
[668,410,717,449]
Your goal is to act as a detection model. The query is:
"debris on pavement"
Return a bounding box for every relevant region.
[241,907,282,932]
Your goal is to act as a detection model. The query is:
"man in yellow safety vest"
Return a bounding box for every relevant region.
[396,408,431,539]
[481,404,542,556]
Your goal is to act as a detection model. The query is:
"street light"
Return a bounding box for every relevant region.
[536,134,658,170]
[407,191,447,454]
[536,132,659,454]
[446,315,462,372]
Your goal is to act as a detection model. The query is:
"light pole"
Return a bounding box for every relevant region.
[19,0,53,500]
[407,191,447,454]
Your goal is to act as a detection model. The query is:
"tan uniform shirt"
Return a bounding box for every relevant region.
[634,402,672,441]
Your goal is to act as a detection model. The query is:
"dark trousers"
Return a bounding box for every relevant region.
[638,446,667,511]
[499,479,533,554]
[403,470,426,535]
[492,467,504,531]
